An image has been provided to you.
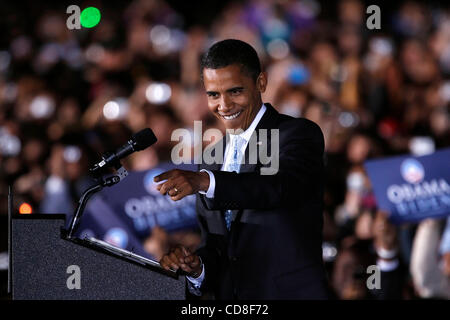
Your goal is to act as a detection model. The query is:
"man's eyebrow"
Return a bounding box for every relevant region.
[206,91,218,95]
[226,86,244,92]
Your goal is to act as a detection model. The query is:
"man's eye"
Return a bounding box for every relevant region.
[207,93,219,98]
[231,89,242,95]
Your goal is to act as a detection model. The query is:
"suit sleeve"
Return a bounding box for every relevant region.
[193,194,222,295]
[200,119,325,210]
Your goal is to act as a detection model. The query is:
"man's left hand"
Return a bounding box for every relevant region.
[154,169,210,201]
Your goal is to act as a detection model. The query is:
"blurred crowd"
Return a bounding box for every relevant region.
[0,0,449,299]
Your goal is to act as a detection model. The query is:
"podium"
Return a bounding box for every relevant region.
[11,214,186,300]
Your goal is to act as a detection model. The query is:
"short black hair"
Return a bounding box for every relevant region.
[200,39,261,82]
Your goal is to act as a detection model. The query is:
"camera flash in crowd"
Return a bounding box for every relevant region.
[150,25,181,55]
[338,111,360,128]
[63,145,82,163]
[150,25,170,46]
[370,37,394,56]
[322,242,338,262]
[103,98,129,120]
[267,38,290,60]
[409,136,435,156]
[0,127,21,157]
[30,95,55,119]
[145,83,171,105]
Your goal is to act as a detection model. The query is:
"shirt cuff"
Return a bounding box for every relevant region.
[186,262,205,296]
[198,169,215,198]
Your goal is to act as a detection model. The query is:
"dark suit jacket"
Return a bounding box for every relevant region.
[195,103,329,300]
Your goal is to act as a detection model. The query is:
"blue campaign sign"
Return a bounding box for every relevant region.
[364,148,450,224]
[75,162,198,259]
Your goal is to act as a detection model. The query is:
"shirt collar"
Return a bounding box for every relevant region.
[232,103,266,143]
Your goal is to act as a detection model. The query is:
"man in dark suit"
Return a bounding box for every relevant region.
[155,39,329,299]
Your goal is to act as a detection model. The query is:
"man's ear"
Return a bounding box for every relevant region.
[257,72,268,93]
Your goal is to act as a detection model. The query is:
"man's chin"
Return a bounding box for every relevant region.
[221,116,245,131]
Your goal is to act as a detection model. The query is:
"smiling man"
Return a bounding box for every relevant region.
[155,39,329,299]
[203,52,266,131]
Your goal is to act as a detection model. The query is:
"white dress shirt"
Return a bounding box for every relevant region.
[187,103,267,294]
[200,103,267,198]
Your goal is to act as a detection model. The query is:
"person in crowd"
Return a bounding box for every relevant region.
[410,217,450,299]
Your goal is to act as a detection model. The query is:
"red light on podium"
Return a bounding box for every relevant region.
[19,203,32,214]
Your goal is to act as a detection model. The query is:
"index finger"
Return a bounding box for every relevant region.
[154,170,175,182]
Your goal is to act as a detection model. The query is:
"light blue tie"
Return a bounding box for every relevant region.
[223,135,245,230]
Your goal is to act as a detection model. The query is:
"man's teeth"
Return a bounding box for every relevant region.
[222,111,241,120]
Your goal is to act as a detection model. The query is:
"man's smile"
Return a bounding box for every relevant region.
[219,110,242,120]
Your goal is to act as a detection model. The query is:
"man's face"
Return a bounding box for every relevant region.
[203,64,267,131]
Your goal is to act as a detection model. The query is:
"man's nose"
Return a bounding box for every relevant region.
[219,96,233,112]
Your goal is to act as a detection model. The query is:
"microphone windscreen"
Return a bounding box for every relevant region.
[132,128,157,150]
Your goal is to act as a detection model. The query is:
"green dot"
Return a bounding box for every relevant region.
[80,7,101,28]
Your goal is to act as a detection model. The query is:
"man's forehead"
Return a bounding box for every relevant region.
[203,64,242,76]
[202,65,250,87]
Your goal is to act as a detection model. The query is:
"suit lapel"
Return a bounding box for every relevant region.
[239,103,279,173]
[255,103,279,134]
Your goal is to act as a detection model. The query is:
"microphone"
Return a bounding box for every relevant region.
[90,128,157,173]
